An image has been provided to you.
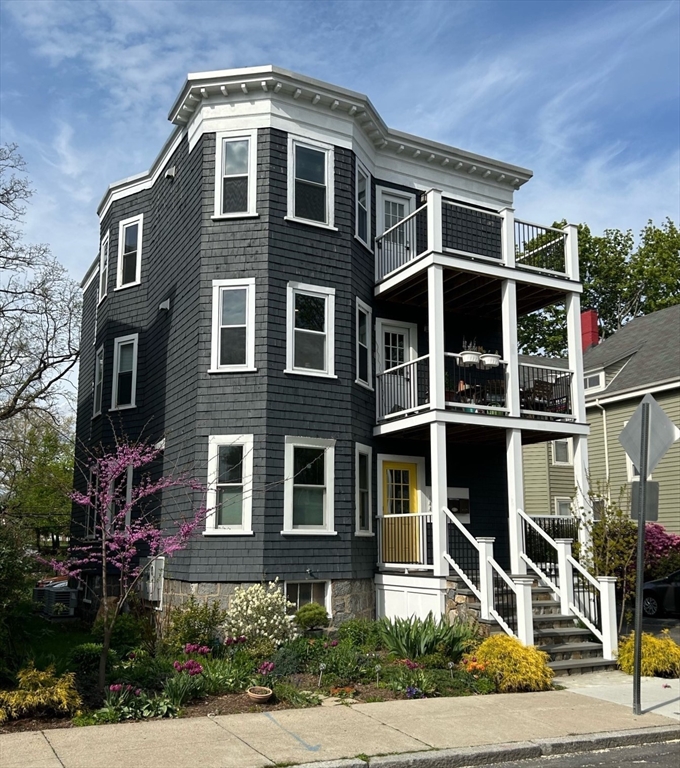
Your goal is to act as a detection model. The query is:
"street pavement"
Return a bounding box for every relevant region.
[1,684,678,768]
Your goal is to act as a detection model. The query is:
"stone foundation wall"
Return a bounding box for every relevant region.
[330,578,375,624]
[445,578,490,636]
[162,579,256,614]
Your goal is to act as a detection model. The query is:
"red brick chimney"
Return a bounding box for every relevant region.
[581,309,599,352]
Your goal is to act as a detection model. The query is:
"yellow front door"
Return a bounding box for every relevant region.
[382,462,419,563]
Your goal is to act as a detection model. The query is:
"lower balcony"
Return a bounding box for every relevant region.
[377,512,434,571]
[376,354,574,424]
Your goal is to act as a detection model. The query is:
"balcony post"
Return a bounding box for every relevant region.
[573,434,592,553]
[500,207,515,268]
[428,264,446,411]
[426,189,443,254]
[555,538,574,615]
[563,223,579,281]
[477,537,495,621]
[506,428,526,574]
[512,575,535,646]
[598,576,618,660]
[501,279,520,416]
[430,420,449,578]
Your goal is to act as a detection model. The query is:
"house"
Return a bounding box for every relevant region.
[73,65,617,663]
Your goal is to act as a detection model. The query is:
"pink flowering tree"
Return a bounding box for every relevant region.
[45,439,206,691]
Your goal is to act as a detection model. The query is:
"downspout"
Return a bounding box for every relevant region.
[594,399,610,499]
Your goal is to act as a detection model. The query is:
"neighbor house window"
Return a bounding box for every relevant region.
[355,443,372,535]
[285,581,329,613]
[356,161,371,246]
[283,436,335,533]
[93,346,104,417]
[210,278,256,372]
[286,282,335,377]
[214,129,257,217]
[111,334,138,409]
[552,438,573,466]
[205,434,253,534]
[554,498,572,517]
[116,214,143,288]
[583,371,604,392]
[99,232,109,302]
[287,135,335,228]
[356,299,372,388]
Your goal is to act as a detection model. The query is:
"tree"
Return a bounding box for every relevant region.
[46,439,206,691]
[0,144,80,423]
[518,219,680,355]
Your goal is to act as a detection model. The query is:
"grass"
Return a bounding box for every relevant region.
[22,615,92,674]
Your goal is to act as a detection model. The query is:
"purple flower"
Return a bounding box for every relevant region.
[258,661,275,676]
[238,635,247,643]
[406,686,424,699]
[197,645,211,656]
[135,689,142,697]
[330,640,338,647]
[109,683,122,693]
[173,660,182,672]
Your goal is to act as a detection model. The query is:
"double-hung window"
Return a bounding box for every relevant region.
[287,136,335,228]
[355,443,373,535]
[283,436,335,534]
[99,233,109,302]
[286,282,335,377]
[554,498,572,517]
[205,435,253,534]
[552,438,573,466]
[214,129,257,218]
[116,215,143,288]
[111,334,138,409]
[355,161,371,247]
[93,346,104,417]
[210,279,256,372]
[356,299,372,388]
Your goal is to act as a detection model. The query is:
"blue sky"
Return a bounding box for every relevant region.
[1,0,678,280]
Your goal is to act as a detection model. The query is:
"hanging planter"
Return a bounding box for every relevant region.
[460,349,481,367]
[480,353,501,369]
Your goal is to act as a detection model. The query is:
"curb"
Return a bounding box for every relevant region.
[293,725,680,767]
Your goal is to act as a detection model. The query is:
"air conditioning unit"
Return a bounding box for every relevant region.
[42,582,77,617]
[140,556,165,605]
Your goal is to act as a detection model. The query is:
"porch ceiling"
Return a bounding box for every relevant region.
[376,421,571,447]
[379,267,565,317]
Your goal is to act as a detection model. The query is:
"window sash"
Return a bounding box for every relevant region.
[356,164,370,245]
[112,335,137,409]
[283,437,335,532]
[356,300,372,386]
[117,215,142,288]
[286,581,327,612]
[99,235,109,301]
[287,284,334,376]
[211,279,255,371]
[287,137,334,228]
[553,439,571,465]
[357,447,371,533]
[93,347,104,416]
[207,435,253,532]
[221,138,250,214]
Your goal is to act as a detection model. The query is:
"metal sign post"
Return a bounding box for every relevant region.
[632,402,649,716]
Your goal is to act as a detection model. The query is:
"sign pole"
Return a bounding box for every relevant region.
[632,401,649,716]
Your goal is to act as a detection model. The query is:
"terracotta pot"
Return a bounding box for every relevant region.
[247,686,273,703]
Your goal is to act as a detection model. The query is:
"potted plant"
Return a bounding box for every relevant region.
[460,339,482,367]
[480,350,502,369]
[247,685,273,703]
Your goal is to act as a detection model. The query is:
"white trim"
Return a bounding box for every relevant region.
[283,435,335,533]
[355,443,373,536]
[583,370,605,394]
[355,159,371,249]
[287,134,335,229]
[93,345,104,418]
[286,282,335,377]
[552,438,573,466]
[376,453,427,519]
[214,128,258,218]
[355,298,373,389]
[110,333,138,410]
[553,497,573,518]
[116,214,143,289]
[586,380,680,406]
[375,186,416,237]
[98,232,109,303]
[205,434,254,534]
[375,318,418,371]
[210,278,256,372]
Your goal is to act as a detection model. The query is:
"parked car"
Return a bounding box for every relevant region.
[642,570,680,617]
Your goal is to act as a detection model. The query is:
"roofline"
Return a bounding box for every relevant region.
[586,378,680,406]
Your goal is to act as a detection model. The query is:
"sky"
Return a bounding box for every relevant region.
[0,0,678,282]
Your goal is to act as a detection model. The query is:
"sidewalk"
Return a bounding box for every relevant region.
[2,685,678,768]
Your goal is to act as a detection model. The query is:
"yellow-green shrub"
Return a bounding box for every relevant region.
[466,635,554,693]
[618,630,680,678]
[0,664,82,724]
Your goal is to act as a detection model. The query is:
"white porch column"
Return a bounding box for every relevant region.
[501,280,520,417]
[430,420,449,578]
[426,188,443,254]
[573,434,592,552]
[506,428,526,574]
[428,264,446,411]
[555,538,574,615]
[563,223,579,281]
[598,576,618,660]
[512,575,535,646]
[500,207,515,268]
[477,537,495,621]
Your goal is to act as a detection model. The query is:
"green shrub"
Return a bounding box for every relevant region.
[379,614,482,661]
[91,613,146,654]
[269,637,312,678]
[384,665,436,698]
[618,630,680,677]
[337,619,382,651]
[272,681,321,708]
[468,635,553,693]
[201,657,255,694]
[163,671,204,708]
[114,654,176,692]
[321,641,369,684]
[0,664,82,723]
[295,602,329,631]
[69,643,117,677]
[164,597,227,651]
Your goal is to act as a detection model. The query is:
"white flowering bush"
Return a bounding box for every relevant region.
[222,580,298,646]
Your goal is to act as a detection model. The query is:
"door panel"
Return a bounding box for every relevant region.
[382,462,418,563]
[379,324,416,414]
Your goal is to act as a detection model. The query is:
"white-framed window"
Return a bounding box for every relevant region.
[285,282,336,378]
[283,436,335,534]
[286,135,335,229]
[213,129,258,218]
[355,443,373,535]
[116,214,143,289]
[554,497,573,517]
[93,345,104,417]
[285,581,330,614]
[205,434,254,535]
[209,278,256,372]
[583,371,605,393]
[98,232,109,302]
[356,298,372,389]
[552,438,573,466]
[111,334,138,410]
[355,160,371,247]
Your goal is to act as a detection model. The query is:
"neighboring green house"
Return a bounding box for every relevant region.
[523,305,680,533]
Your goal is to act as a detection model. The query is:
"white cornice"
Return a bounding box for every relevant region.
[587,379,680,406]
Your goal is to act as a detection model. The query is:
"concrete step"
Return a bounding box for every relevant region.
[540,641,604,661]
[531,599,561,614]
[549,657,618,676]
[532,613,580,628]
[534,626,593,645]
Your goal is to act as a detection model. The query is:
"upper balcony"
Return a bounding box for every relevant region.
[374,191,578,289]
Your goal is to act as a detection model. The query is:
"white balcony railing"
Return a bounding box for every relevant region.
[377,512,433,570]
[375,204,429,281]
[376,355,430,421]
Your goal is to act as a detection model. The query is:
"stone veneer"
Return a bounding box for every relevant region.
[445,578,490,636]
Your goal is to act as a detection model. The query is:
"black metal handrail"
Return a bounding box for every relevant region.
[444,353,507,414]
[519,363,572,418]
[442,201,502,260]
[514,220,566,274]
